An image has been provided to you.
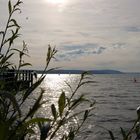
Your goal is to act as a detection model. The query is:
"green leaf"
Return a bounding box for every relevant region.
[68,129,75,140]
[8,0,12,14]
[0,122,9,140]
[81,71,89,79]
[14,8,21,12]
[58,91,66,117]
[26,128,35,135]
[1,53,14,64]
[40,123,51,140]
[0,90,21,117]
[10,19,20,27]
[25,89,44,119]
[83,110,89,122]
[120,127,126,138]
[51,104,57,120]
[70,95,88,110]
[8,29,20,46]
[24,118,52,127]
[20,63,32,67]
[23,76,45,102]
[45,67,59,74]
[0,31,4,36]
[79,81,97,87]
[7,25,15,28]
[16,0,23,6]
[46,46,51,62]
[108,130,115,140]
[11,48,29,57]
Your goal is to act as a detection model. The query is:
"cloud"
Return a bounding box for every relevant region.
[1,0,140,71]
[111,43,126,49]
[77,32,91,37]
[61,43,99,50]
[56,43,106,61]
[124,26,140,32]
[92,47,106,54]
[57,41,128,62]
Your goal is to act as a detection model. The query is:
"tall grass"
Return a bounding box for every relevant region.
[1,1,140,140]
[108,106,140,140]
[0,0,95,139]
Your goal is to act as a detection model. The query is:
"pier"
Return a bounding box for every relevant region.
[0,70,34,90]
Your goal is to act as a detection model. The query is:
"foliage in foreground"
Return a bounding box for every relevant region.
[1,0,140,140]
[0,0,95,140]
[109,106,140,140]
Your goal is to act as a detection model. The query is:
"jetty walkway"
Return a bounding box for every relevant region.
[0,70,34,89]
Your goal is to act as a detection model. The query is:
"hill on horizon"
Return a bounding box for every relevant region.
[36,69,123,74]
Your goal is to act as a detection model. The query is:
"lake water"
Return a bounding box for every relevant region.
[37,74,140,140]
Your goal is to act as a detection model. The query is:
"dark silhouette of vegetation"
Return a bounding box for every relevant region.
[109,106,140,140]
[0,0,95,139]
[0,0,140,140]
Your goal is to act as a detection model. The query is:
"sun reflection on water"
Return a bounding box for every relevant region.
[38,74,80,117]
[36,74,80,139]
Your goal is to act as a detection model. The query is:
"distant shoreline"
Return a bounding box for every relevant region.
[13,69,140,74]
[35,69,125,74]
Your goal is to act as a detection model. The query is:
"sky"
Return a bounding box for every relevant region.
[0,0,140,72]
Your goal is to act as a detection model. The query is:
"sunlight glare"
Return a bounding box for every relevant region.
[46,0,67,5]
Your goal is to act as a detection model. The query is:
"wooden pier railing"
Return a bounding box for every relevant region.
[16,70,33,86]
[0,70,34,89]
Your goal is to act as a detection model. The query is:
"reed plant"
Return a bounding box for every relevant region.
[109,106,140,140]
[0,0,95,140]
[1,1,139,140]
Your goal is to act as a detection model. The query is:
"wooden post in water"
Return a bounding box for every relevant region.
[22,70,25,81]
[31,71,33,86]
[25,70,28,81]
[0,69,34,89]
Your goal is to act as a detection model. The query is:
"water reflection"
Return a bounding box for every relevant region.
[42,74,69,91]
[28,74,140,139]
[38,74,80,117]
[37,74,81,140]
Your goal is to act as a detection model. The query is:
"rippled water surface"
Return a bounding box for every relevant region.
[38,74,140,140]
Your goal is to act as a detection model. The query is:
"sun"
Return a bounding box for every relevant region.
[46,0,66,4]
